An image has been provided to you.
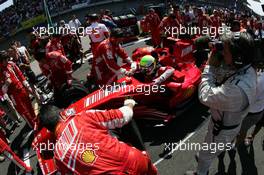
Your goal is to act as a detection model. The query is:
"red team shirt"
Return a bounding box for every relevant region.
[144,12,161,31]
[39,51,72,89]
[45,38,66,55]
[0,61,26,94]
[93,39,131,85]
[54,109,155,175]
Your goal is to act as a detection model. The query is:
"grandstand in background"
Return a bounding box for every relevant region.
[0,0,261,42]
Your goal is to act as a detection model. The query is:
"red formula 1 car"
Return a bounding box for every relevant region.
[32,61,201,175]
[62,62,201,122]
[64,36,201,122]
[32,36,203,174]
[132,36,208,72]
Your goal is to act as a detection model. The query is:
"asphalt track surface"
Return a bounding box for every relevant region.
[1,36,264,175]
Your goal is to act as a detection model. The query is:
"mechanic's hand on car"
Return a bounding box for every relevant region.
[151,78,161,85]
[124,99,137,109]
[125,69,134,76]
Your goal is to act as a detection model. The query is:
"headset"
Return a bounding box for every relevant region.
[228,32,255,69]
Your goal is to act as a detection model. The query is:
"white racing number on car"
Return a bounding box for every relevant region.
[65,108,76,117]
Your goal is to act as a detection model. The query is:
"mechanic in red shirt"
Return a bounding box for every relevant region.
[91,28,133,85]
[160,11,180,38]
[34,49,73,91]
[173,5,183,25]
[39,99,157,175]
[28,32,41,57]
[0,51,37,128]
[197,8,212,30]
[210,10,222,38]
[144,8,161,47]
[45,34,66,55]
[159,11,181,47]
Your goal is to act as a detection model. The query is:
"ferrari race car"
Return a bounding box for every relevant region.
[63,36,202,123]
[32,62,201,175]
[32,36,204,174]
[132,36,207,70]
[63,64,201,123]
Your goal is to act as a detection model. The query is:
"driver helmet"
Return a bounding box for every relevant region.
[139,55,157,75]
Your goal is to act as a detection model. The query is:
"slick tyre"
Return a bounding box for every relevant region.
[59,80,89,108]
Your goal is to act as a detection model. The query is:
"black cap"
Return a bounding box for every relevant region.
[148,8,155,13]
[172,5,180,10]
[90,13,99,21]
[0,50,9,62]
[230,20,241,32]
[168,11,176,18]
[110,28,124,38]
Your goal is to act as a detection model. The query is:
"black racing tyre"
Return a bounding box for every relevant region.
[131,25,140,36]
[59,80,89,108]
[119,119,146,151]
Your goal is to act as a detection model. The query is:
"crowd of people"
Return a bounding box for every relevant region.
[0,1,263,175]
[143,4,264,47]
[0,0,88,38]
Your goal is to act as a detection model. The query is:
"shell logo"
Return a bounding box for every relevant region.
[81,150,97,165]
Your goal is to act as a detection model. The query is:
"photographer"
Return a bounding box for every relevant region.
[186,32,257,175]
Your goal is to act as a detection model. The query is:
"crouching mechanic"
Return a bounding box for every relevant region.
[0,51,37,128]
[186,32,257,175]
[39,99,158,175]
[34,49,73,91]
[90,28,134,85]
